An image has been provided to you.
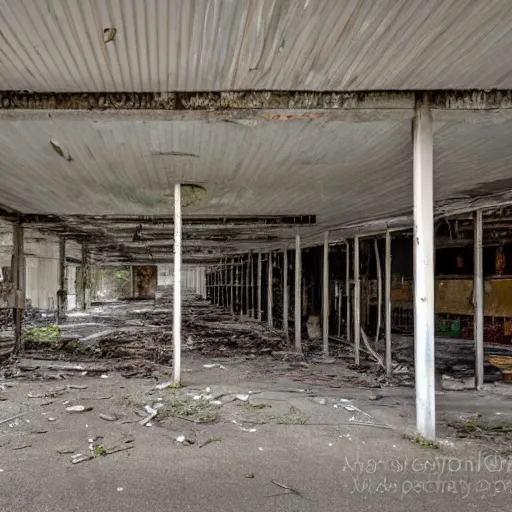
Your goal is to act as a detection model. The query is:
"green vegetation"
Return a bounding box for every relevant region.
[412,434,438,449]
[276,407,308,425]
[157,395,219,423]
[93,444,107,456]
[25,325,60,342]
[245,402,268,409]
[117,395,143,408]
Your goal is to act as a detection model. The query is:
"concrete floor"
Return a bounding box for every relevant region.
[1,356,512,512]
[1,297,512,512]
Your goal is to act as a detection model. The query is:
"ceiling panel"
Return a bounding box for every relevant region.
[1,0,512,92]
[0,118,413,231]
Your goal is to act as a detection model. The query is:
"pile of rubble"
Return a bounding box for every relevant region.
[15,291,290,367]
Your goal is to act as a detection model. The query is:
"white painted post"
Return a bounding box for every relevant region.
[385,231,392,378]
[245,255,249,316]
[213,269,218,305]
[322,231,329,357]
[413,93,436,441]
[346,240,351,341]
[235,259,239,314]
[267,252,273,327]
[57,237,67,324]
[212,269,215,304]
[257,253,262,321]
[230,258,235,315]
[11,224,25,354]
[474,210,484,390]
[295,234,302,352]
[240,257,245,321]
[225,260,228,309]
[354,236,360,365]
[249,253,254,317]
[81,243,89,311]
[283,248,289,341]
[173,183,182,386]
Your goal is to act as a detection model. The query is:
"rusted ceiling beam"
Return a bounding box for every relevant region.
[19,213,316,226]
[1,90,512,113]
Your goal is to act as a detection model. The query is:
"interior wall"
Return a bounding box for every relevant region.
[67,265,76,310]
[24,234,59,310]
[133,265,158,298]
[157,264,207,298]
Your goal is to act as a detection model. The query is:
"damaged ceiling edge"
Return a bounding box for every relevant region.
[3,189,512,264]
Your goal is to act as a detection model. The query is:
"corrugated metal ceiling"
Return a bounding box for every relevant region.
[1,0,512,92]
[1,116,512,249]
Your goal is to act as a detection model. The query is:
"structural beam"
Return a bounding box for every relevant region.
[11,224,24,354]
[267,252,273,328]
[235,258,239,314]
[245,255,249,317]
[474,210,484,390]
[385,231,392,378]
[295,234,302,352]
[173,183,182,386]
[81,243,89,311]
[413,94,436,441]
[230,258,235,315]
[249,253,254,317]
[11,90,512,123]
[57,237,67,324]
[283,248,289,341]
[240,257,245,320]
[223,257,228,308]
[346,240,351,341]
[257,253,262,321]
[354,236,360,365]
[322,231,329,357]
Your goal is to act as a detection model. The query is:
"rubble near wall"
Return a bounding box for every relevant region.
[18,287,289,374]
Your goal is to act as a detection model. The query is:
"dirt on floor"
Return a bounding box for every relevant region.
[1,293,512,511]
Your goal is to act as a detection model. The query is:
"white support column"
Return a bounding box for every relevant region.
[173,183,182,386]
[346,240,351,341]
[245,256,249,316]
[224,257,228,308]
[11,224,25,354]
[196,267,201,297]
[81,243,89,311]
[267,252,273,328]
[295,234,302,352]
[322,231,329,357]
[230,258,234,314]
[413,93,436,441]
[474,210,484,390]
[240,257,245,321]
[249,253,254,317]
[257,253,262,321]
[57,237,67,324]
[213,269,217,304]
[218,266,221,306]
[354,236,360,365]
[235,259,240,313]
[283,248,289,341]
[385,231,392,378]
[212,269,216,304]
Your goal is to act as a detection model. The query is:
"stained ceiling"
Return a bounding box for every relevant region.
[2,0,512,91]
[1,1,512,263]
